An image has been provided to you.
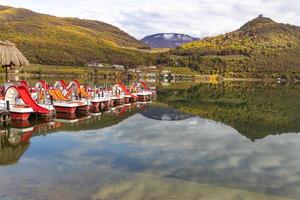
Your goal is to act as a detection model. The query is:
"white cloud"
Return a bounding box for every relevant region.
[1,0,300,38]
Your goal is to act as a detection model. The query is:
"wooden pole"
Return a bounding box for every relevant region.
[5,66,8,82]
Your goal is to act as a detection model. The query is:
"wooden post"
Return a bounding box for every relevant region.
[50,95,53,105]
[5,66,8,82]
[6,101,9,111]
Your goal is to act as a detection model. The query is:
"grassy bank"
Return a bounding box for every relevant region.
[4,64,281,84]
[161,67,200,75]
[19,64,122,77]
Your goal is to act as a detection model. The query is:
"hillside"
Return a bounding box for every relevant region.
[141,33,198,48]
[170,15,300,79]
[0,5,153,66]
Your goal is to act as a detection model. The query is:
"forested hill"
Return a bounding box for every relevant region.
[2,5,300,78]
[171,16,300,79]
[0,5,153,66]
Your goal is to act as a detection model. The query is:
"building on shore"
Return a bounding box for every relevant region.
[113,65,125,71]
[148,65,157,69]
[87,62,104,68]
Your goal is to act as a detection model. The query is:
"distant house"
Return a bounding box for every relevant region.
[147,72,157,77]
[87,62,104,68]
[136,66,148,71]
[162,70,172,79]
[113,65,125,71]
[162,70,171,74]
[148,65,157,69]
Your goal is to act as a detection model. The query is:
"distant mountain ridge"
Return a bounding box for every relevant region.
[0,5,153,66]
[141,33,198,48]
[170,15,300,79]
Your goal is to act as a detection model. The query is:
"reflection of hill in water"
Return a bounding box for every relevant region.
[94,174,291,200]
[158,82,300,141]
[140,106,193,121]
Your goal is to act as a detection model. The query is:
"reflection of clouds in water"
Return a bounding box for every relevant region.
[72,129,108,144]
[0,112,299,199]
[67,113,300,197]
[92,173,295,200]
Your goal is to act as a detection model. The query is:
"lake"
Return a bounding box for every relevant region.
[0,81,300,200]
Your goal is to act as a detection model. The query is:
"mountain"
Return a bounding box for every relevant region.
[141,33,198,48]
[0,5,153,66]
[171,15,300,79]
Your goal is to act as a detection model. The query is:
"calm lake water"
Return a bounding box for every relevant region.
[1,81,300,200]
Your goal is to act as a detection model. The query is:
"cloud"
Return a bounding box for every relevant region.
[2,0,300,39]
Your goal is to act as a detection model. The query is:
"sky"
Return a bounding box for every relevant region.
[1,0,300,39]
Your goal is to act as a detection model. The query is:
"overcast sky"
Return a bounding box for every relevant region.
[2,0,300,39]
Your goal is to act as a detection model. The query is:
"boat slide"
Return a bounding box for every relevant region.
[116,83,137,98]
[16,86,50,114]
[2,85,52,120]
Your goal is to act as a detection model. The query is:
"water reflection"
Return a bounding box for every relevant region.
[158,82,300,141]
[0,103,146,166]
[0,82,300,199]
[0,130,31,165]
[107,114,300,198]
[140,105,193,121]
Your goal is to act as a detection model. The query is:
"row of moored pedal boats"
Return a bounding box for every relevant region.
[0,80,156,121]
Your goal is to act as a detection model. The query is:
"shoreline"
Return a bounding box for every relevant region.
[1,71,299,84]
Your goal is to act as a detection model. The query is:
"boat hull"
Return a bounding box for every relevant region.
[138,95,151,102]
[54,106,76,114]
[91,102,100,113]
[100,101,110,111]
[113,98,124,106]
[77,105,91,112]
[10,112,31,121]
[124,97,132,104]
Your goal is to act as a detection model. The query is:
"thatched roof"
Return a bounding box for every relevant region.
[0,40,29,67]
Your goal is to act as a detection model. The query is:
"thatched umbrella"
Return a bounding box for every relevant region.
[0,40,29,82]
